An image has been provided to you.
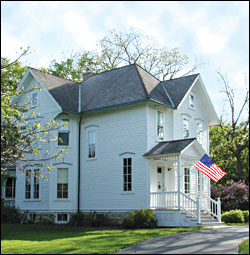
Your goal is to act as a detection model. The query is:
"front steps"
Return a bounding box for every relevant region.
[154,209,222,227]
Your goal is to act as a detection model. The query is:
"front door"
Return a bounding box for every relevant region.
[157,166,165,192]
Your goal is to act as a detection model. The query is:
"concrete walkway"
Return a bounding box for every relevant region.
[115,225,249,254]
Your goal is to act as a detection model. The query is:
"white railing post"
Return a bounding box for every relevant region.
[197,198,201,223]
[217,197,221,222]
[177,155,181,210]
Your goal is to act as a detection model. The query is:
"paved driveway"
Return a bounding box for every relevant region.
[115,226,249,254]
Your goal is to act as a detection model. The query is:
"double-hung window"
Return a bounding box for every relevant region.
[57,168,68,199]
[189,94,195,109]
[88,130,96,158]
[184,168,190,194]
[5,178,16,198]
[123,158,132,191]
[32,92,38,106]
[183,118,189,139]
[25,169,40,199]
[157,111,164,140]
[197,122,203,145]
[58,119,69,146]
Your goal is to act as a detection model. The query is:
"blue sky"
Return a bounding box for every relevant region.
[1,1,249,121]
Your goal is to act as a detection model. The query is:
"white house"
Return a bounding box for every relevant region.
[2,64,222,227]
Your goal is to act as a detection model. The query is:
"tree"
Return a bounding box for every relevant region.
[1,51,67,178]
[45,28,203,82]
[96,28,203,80]
[209,71,249,185]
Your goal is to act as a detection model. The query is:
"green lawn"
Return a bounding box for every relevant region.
[239,239,249,254]
[1,223,207,254]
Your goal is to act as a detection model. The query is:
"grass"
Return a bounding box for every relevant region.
[238,239,249,254]
[1,223,207,254]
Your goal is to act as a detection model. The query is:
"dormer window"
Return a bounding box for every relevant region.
[189,94,195,109]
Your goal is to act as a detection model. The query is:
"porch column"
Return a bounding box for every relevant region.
[177,155,181,210]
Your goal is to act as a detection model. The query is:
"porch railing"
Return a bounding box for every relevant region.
[150,192,200,222]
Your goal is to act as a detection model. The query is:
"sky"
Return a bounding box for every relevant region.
[1,1,249,122]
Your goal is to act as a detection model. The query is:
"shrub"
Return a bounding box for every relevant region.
[1,202,21,223]
[84,212,111,227]
[211,180,249,212]
[221,210,245,223]
[69,212,85,226]
[242,211,249,223]
[122,208,157,229]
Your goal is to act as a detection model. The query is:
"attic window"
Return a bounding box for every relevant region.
[189,94,195,109]
[32,92,38,106]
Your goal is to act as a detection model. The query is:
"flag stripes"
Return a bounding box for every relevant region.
[193,154,227,183]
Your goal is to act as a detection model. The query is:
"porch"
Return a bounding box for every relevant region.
[144,138,221,226]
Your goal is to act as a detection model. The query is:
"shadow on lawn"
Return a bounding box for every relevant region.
[1,223,163,242]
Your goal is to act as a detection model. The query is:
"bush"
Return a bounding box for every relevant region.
[242,211,249,223]
[1,202,21,223]
[122,208,157,229]
[69,212,85,226]
[221,210,245,223]
[211,180,249,212]
[69,211,112,227]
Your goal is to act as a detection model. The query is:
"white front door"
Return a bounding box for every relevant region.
[157,166,165,192]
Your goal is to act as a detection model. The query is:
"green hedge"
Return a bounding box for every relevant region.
[122,208,157,229]
[1,202,21,223]
[221,210,249,223]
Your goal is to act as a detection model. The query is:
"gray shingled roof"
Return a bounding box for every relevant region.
[28,65,199,113]
[144,138,196,156]
[161,74,199,108]
[80,64,160,112]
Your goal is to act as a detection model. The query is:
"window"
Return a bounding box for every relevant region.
[88,130,96,158]
[25,170,31,199]
[28,213,37,222]
[123,158,132,191]
[197,122,203,145]
[57,168,68,199]
[25,169,40,199]
[157,111,164,140]
[58,119,69,146]
[184,168,190,194]
[189,94,195,109]
[32,92,38,106]
[33,169,39,199]
[183,118,189,139]
[57,213,68,222]
[197,171,203,193]
[5,178,16,198]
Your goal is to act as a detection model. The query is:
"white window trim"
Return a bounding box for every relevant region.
[196,119,204,146]
[56,213,69,224]
[156,110,165,142]
[120,153,135,194]
[182,114,191,139]
[85,126,98,160]
[188,92,195,110]
[24,169,40,201]
[31,91,39,106]
[56,167,70,200]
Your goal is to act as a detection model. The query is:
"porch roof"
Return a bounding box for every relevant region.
[144,138,196,157]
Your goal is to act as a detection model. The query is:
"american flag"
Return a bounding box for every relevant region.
[193,154,227,182]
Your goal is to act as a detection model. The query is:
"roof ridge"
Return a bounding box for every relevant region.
[28,66,76,83]
[135,64,161,82]
[134,64,151,98]
[163,73,200,82]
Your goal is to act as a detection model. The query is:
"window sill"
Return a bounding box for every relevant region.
[188,107,195,111]
[86,158,98,161]
[120,192,135,195]
[23,199,41,202]
[4,198,15,200]
[54,199,71,202]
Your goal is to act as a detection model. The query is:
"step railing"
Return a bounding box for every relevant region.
[199,193,221,222]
